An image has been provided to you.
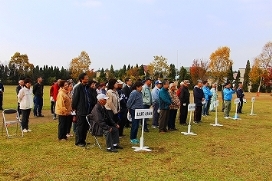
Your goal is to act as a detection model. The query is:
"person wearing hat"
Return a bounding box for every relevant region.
[193,80,204,124]
[168,83,180,130]
[90,94,123,152]
[158,80,172,133]
[151,80,162,128]
[116,80,127,137]
[122,78,133,128]
[223,82,236,118]
[141,78,152,132]
[179,80,190,125]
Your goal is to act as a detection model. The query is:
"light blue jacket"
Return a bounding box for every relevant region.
[141,84,152,106]
[223,88,235,101]
[151,86,160,105]
[203,86,213,101]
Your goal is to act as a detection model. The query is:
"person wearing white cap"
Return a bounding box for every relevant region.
[151,80,162,128]
[90,94,123,152]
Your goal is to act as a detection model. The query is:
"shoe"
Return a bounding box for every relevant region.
[53,117,56,120]
[38,114,44,117]
[76,144,85,147]
[130,139,139,144]
[152,125,158,129]
[172,128,178,131]
[23,129,28,133]
[27,129,32,132]
[193,121,198,124]
[114,145,123,149]
[224,117,229,119]
[107,149,118,153]
[66,134,71,137]
[59,139,67,141]
[144,129,149,132]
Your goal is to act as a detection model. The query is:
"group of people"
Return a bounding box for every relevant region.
[13,74,245,153]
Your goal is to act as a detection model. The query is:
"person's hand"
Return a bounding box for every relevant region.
[116,124,120,129]
[183,103,186,106]
[109,127,112,132]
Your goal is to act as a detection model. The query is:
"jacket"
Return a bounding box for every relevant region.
[55,88,72,116]
[159,87,172,110]
[90,103,117,136]
[151,86,160,105]
[236,88,244,99]
[122,85,132,99]
[52,83,60,101]
[169,90,180,109]
[179,86,190,104]
[126,90,143,110]
[203,86,213,101]
[223,88,235,101]
[72,83,92,116]
[105,89,120,114]
[33,83,43,97]
[193,86,204,106]
[18,87,33,110]
[141,84,152,106]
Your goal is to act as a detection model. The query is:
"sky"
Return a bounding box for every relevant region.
[0,0,271,71]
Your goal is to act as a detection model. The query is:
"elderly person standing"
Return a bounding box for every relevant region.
[105,79,120,124]
[168,83,180,131]
[141,78,152,132]
[151,80,162,128]
[55,80,72,141]
[179,80,190,125]
[158,80,172,133]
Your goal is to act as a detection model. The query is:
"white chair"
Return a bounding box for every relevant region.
[2,109,23,138]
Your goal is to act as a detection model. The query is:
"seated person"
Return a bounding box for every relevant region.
[90,94,123,152]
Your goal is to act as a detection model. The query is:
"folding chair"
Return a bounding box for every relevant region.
[86,114,102,150]
[2,109,23,138]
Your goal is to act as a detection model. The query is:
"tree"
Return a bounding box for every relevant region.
[190,59,208,85]
[98,68,107,82]
[227,64,234,83]
[208,46,233,84]
[243,60,251,92]
[148,55,169,79]
[168,64,176,81]
[9,52,34,80]
[249,58,263,93]
[235,70,240,87]
[69,51,91,80]
[108,64,115,79]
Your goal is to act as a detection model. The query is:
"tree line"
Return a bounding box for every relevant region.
[0,42,271,93]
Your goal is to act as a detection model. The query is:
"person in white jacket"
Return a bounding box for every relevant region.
[18,78,33,132]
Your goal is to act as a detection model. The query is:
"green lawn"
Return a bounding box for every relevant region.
[0,85,272,180]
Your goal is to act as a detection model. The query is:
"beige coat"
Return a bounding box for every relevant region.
[55,88,72,116]
[105,89,120,114]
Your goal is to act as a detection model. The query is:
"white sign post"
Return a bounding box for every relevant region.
[250,97,256,116]
[132,109,152,152]
[181,104,197,136]
[232,98,241,120]
[210,100,223,126]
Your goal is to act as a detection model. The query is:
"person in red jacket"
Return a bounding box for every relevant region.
[51,79,61,120]
[50,80,56,119]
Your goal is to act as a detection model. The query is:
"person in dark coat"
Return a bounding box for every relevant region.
[72,73,92,147]
[179,80,190,125]
[90,94,123,152]
[236,82,245,113]
[33,77,44,117]
[122,78,133,128]
[193,80,204,124]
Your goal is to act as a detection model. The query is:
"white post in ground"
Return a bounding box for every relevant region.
[211,100,223,126]
[181,104,197,136]
[132,109,152,152]
[250,97,256,116]
[232,98,241,120]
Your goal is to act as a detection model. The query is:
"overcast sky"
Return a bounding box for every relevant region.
[0,0,271,71]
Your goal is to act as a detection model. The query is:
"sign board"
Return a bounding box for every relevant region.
[188,104,196,111]
[214,100,219,107]
[251,97,255,102]
[135,109,153,119]
[234,98,240,104]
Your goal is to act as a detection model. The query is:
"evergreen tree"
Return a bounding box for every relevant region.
[227,65,234,83]
[168,64,176,81]
[108,64,115,79]
[99,68,107,82]
[138,65,145,77]
[243,60,251,92]
[235,70,240,87]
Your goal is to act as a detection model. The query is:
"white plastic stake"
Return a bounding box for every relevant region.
[250,97,256,116]
[232,98,241,120]
[211,100,223,126]
[181,104,197,136]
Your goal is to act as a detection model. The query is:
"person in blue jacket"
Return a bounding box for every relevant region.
[158,80,172,133]
[223,82,236,118]
[202,81,213,116]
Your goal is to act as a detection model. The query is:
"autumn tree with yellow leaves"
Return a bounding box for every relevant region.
[208,46,233,84]
[148,55,169,79]
[9,52,34,79]
[69,51,91,80]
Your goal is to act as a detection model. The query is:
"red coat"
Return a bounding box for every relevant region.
[52,83,60,101]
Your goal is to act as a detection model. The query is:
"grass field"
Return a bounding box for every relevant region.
[0,85,272,180]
